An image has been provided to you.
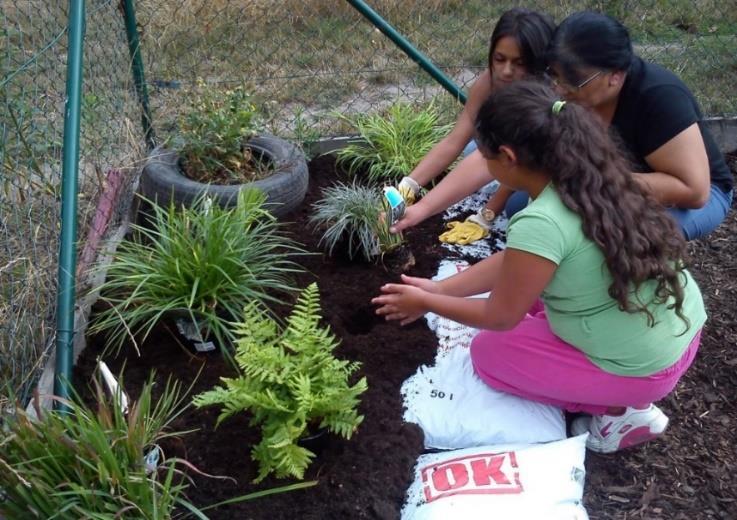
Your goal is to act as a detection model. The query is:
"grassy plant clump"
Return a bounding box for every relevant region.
[309,181,403,261]
[193,283,367,482]
[89,189,305,356]
[0,375,202,519]
[176,81,267,184]
[334,101,453,183]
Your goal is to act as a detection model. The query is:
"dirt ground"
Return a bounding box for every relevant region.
[76,153,737,519]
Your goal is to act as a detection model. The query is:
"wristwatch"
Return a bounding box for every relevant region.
[480,208,496,222]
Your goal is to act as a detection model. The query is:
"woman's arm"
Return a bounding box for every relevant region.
[373,248,557,329]
[407,70,493,186]
[637,124,710,208]
[481,184,515,218]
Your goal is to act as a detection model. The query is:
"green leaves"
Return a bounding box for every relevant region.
[88,189,306,360]
[335,100,452,183]
[176,83,266,183]
[193,283,367,482]
[309,181,403,261]
[0,375,201,519]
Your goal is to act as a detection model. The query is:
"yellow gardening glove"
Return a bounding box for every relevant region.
[397,176,420,205]
[438,219,489,245]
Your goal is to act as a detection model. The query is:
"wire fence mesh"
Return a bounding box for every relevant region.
[135,0,737,147]
[1,0,736,409]
[1,1,143,410]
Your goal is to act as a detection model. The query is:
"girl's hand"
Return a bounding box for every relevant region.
[390,204,427,233]
[372,274,438,326]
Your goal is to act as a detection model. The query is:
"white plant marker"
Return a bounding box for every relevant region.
[97,360,129,415]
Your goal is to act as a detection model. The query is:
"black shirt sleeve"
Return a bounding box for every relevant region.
[635,84,700,158]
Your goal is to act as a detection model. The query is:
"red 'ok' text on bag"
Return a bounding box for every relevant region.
[421,451,523,503]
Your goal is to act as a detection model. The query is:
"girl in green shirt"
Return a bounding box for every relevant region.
[373,81,706,454]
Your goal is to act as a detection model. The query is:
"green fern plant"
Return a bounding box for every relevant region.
[334,100,452,183]
[193,283,367,482]
[309,180,403,261]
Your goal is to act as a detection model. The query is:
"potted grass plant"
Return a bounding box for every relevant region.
[334,100,452,184]
[309,180,414,271]
[193,283,368,483]
[0,374,201,519]
[89,188,305,359]
[141,81,308,218]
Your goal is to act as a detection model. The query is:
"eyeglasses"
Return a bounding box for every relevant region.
[546,69,603,92]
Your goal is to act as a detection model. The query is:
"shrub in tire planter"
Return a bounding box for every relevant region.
[141,83,309,218]
[141,134,308,218]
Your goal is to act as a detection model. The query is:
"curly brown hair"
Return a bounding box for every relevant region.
[474,80,688,327]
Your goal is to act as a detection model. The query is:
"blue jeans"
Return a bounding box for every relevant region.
[462,140,478,157]
[504,184,732,241]
[667,185,732,240]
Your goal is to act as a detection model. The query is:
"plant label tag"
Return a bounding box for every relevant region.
[194,341,216,352]
[175,318,204,342]
[383,186,406,225]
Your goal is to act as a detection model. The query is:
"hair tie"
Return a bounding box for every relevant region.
[552,100,566,115]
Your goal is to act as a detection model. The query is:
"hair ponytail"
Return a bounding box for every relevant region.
[475,81,688,327]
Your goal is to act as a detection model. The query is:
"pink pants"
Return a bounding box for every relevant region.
[470,300,701,415]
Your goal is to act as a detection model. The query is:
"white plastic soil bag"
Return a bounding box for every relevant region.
[402,347,565,450]
[402,435,589,520]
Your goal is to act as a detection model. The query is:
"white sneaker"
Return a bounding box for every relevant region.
[570,404,669,453]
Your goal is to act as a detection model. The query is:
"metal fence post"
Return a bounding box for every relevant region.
[345,0,467,104]
[122,0,156,149]
[54,0,86,412]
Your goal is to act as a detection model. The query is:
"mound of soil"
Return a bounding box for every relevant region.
[75,154,737,519]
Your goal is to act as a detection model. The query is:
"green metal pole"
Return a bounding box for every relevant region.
[122,0,155,149]
[54,0,86,412]
[345,0,466,104]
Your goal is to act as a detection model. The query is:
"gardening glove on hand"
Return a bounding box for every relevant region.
[438,209,492,245]
[397,176,421,205]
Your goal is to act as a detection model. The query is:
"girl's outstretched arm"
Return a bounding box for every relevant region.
[391,151,492,232]
[373,248,556,330]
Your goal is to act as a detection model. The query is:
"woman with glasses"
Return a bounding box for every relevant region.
[507,11,733,240]
[393,8,555,243]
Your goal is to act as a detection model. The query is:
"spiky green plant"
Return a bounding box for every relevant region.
[0,374,200,519]
[89,188,305,358]
[334,100,452,183]
[309,180,404,261]
[193,283,368,483]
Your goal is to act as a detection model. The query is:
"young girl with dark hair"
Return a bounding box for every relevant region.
[373,81,706,453]
[396,8,555,243]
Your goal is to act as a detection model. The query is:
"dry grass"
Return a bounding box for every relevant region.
[133,0,736,146]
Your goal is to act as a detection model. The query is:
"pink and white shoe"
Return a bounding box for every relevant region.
[571,404,669,453]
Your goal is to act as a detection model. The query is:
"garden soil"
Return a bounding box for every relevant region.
[75,153,737,519]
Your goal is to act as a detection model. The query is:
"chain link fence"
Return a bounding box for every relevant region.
[135,0,737,146]
[1,0,736,409]
[1,1,143,410]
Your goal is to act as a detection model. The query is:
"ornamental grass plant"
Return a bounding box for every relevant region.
[309,180,404,261]
[334,100,452,183]
[193,283,367,483]
[0,375,200,519]
[89,189,305,358]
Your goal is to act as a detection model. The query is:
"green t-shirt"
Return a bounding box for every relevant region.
[506,184,707,376]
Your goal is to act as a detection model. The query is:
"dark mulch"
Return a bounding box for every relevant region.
[75,154,737,519]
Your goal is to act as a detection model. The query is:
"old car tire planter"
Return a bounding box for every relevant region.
[140,134,308,218]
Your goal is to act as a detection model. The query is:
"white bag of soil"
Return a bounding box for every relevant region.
[402,347,565,450]
[402,435,589,520]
